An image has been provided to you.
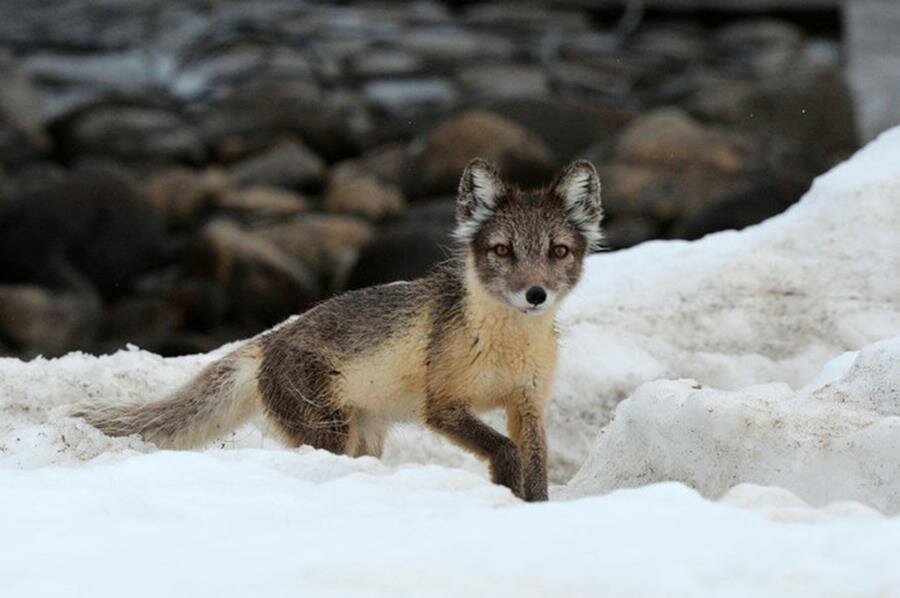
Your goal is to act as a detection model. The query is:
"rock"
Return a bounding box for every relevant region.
[363,79,459,115]
[413,110,555,196]
[330,143,413,194]
[217,186,310,219]
[0,166,170,299]
[488,98,637,162]
[598,107,821,233]
[252,215,375,292]
[456,65,549,100]
[202,80,371,161]
[227,141,326,192]
[602,216,661,250]
[350,50,423,78]
[322,175,405,221]
[145,168,227,230]
[56,103,205,165]
[396,28,515,64]
[0,285,102,358]
[186,220,320,329]
[0,55,50,165]
[616,107,745,171]
[672,182,792,240]
[685,62,856,159]
[346,198,457,290]
[713,19,804,76]
[98,296,184,356]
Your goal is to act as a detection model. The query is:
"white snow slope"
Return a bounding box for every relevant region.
[1,128,899,596]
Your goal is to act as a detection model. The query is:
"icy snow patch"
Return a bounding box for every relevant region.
[563,337,900,514]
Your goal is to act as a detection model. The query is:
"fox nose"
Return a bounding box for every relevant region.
[525,286,547,306]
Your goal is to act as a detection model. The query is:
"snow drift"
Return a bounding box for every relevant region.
[563,336,900,513]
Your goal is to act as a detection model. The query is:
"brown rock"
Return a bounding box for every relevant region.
[252,215,375,292]
[415,110,554,196]
[322,175,405,220]
[186,220,320,328]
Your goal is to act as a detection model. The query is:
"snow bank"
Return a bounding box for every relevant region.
[2,448,899,597]
[563,337,900,513]
[547,126,900,475]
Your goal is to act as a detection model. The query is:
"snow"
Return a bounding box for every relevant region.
[1,128,900,595]
[563,337,900,513]
[3,450,899,597]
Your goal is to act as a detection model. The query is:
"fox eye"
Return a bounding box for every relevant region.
[492,244,511,257]
[552,245,570,259]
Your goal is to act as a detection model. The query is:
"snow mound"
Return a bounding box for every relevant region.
[548,126,900,476]
[2,448,899,597]
[563,336,900,513]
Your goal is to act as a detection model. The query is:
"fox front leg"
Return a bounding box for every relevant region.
[506,402,548,502]
[424,399,524,499]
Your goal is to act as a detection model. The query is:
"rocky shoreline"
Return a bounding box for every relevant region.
[0,0,856,358]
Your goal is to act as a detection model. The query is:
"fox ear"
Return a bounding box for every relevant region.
[455,158,504,243]
[552,160,604,251]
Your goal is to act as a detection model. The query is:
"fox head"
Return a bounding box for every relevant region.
[455,158,603,316]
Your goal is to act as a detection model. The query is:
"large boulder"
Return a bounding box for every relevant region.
[227,141,326,192]
[0,285,102,358]
[54,103,205,165]
[411,110,554,197]
[598,107,828,237]
[185,220,320,330]
[0,166,170,299]
[0,55,49,166]
[345,199,457,290]
[322,174,405,221]
[252,215,376,292]
[202,80,371,161]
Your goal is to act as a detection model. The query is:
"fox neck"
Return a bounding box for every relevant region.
[462,254,559,339]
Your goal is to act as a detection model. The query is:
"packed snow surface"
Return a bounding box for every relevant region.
[1,128,900,596]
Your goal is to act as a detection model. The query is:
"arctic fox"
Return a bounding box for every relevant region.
[74,158,603,501]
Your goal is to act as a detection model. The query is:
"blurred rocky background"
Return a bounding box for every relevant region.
[0,0,890,359]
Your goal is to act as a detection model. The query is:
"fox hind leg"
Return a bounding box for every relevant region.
[257,346,350,454]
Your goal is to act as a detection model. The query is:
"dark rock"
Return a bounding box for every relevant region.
[227,141,326,192]
[685,62,857,160]
[0,285,102,358]
[98,296,184,355]
[488,98,638,163]
[55,103,204,165]
[346,198,457,290]
[202,80,372,161]
[412,110,555,197]
[603,216,661,250]
[672,182,791,240]
[0,166,171,299]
